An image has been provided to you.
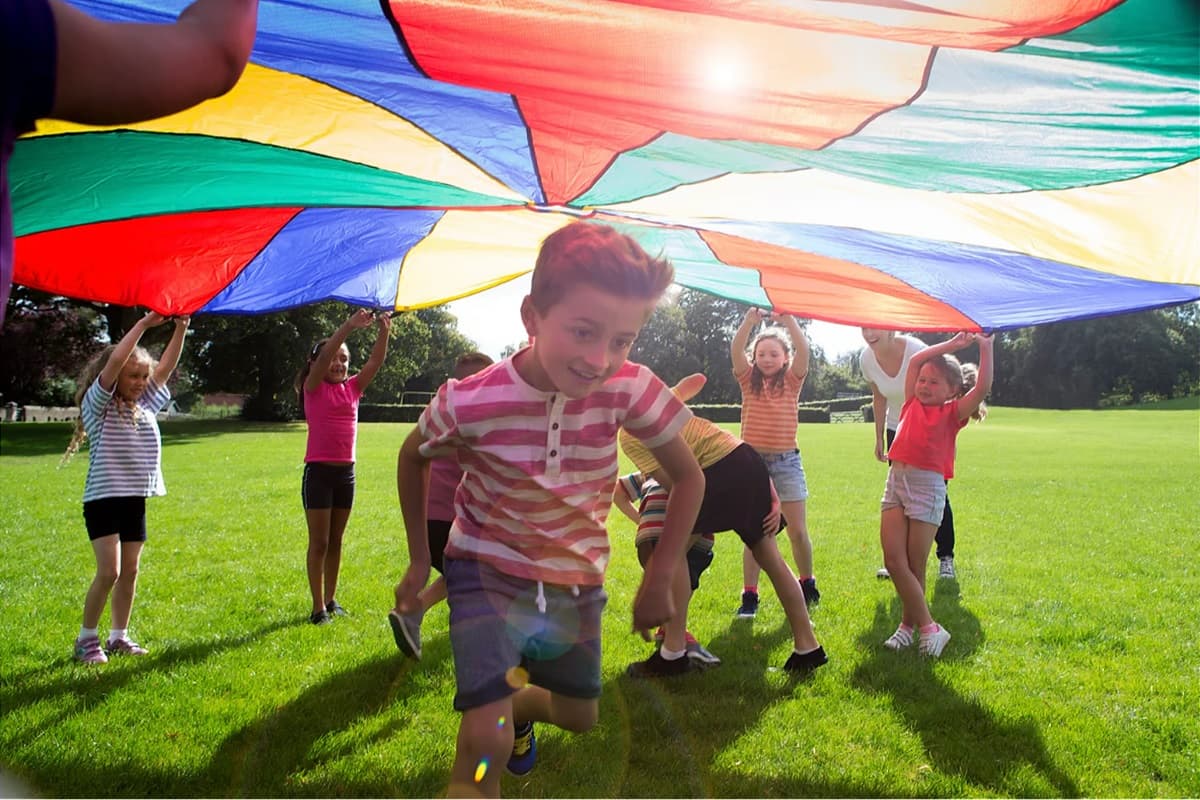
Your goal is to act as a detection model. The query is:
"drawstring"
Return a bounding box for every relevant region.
[534,582,580,614]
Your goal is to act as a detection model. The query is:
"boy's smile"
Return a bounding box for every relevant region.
[517,283,656,398]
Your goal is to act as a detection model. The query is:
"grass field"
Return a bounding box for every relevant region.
[1,406,1197,797]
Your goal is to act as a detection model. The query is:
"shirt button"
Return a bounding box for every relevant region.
[549,449,558,457]
[552,423,559,430]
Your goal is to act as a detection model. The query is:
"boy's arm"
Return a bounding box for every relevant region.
[631,435,703,634]
[98,311,166,391]
[49,0,257,125]
[153,316,191,385]
[957,335,994,421]
[611,478,641,523]
[304,309,372,393]
[730,308,763,376]
[395,428,433,613]
[355,313,392,389]
[777,314,810,380]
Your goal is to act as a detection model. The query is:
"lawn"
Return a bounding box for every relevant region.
[0,407,1197,797]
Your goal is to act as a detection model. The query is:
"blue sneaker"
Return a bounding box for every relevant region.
[507,722,537,776]
[735,590,759,618]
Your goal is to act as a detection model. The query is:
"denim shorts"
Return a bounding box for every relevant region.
[444,558,606,711]
[881,463,947,526]
[759,449,809,502]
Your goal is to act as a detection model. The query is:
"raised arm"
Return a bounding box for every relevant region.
[775,314,810,380]
[957,335,994,421]
[98,311,167,391]
[394,428,433,614]
[304,309,372,394]
[153,316,191,385]
[904,332,972,403]
[49,0,258,125]
[354,313,392,390]
[730,307,765,376]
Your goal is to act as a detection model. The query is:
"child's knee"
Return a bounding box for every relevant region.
[554,699,598,733]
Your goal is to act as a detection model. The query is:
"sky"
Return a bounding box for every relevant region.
[446,275,868,362]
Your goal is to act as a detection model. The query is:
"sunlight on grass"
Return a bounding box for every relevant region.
[1,407,1197,797]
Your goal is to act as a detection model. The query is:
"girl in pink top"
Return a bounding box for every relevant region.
[731,307,820,613]
[881,332,993,657]
[295,308,391,625]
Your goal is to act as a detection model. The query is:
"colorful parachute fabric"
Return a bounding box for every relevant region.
[11,0,1199,332]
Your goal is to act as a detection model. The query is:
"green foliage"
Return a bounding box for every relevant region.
[1,407,1197,797]
[0,290,102,404]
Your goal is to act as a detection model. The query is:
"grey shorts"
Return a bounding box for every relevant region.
[444,558,606,711]
[881,463,947,526]
[759,449,809,502]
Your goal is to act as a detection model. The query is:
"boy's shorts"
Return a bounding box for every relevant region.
[83,497,147,542]
[759,449,808,502]
[301,462,355,510]
[632,480,715,591]
[881,463,947,526]
[427,519,452,574]
[444,557,605,711]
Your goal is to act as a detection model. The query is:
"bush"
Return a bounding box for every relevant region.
[798,408,830,423]
[689,404,741,423]
[358,404,427,423]
[242,396,297,421]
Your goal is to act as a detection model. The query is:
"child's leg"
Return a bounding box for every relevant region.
[417,575,447,614]
[742,544,761,589]
[935,491,955,559]
[512,685,599,734]
[780,499,812,578]
[906,518,938,599]
[305,508,331,614]
[323,506,352,604]
[637,539,692,654]
[83,535,120,628]
[108,541,144,630]
[449,697,515,797]
[749,535,818,652]
[881,508,935,629]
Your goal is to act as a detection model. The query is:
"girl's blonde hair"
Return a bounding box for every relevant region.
[60,345,155,465]
[960,362,988,421]
[747,327,792,397]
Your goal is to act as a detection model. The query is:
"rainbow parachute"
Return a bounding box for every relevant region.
[11,0,1199,331]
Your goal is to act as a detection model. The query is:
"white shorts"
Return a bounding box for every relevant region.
[881,463,946,526]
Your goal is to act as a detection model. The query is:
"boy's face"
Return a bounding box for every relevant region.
[518,284,654,398]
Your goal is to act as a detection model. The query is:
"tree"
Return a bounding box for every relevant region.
[0,289,101,405]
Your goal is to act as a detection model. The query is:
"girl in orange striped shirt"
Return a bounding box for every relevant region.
[731,307,820,616]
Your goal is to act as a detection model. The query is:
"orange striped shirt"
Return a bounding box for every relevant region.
[418,356,690,586]
[736,368,803,453]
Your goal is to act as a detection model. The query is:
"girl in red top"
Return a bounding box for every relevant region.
[882,332,993,657]
[295,308,390,625]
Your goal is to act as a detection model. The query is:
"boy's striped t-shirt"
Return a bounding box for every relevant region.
[81,377,171,502]
[418,355,691,586]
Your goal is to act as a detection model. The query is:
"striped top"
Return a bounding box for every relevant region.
[81,377,171,502]
[418,354,691,586]
[736,368,803,453]
[619,414,739,476]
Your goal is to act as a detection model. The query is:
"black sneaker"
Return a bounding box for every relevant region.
[626,649,697,678]
[735,590,759,618]
[325,599,349,617]
[800,577,820,607]
[309,610,330,625]
[783,646,828,675]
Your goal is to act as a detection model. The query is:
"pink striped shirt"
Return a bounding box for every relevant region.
[417,354,690,586]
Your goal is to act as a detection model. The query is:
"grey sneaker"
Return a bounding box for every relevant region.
[938,557,956,579]
[686,640,721,668]
[105,637,148,656]
[876,566,891,580]
[883,626,914,651]
[919,625,951,657]
[388,609,423,660]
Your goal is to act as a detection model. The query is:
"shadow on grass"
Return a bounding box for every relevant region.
[0,419,301,458]
[851,583,1081,797]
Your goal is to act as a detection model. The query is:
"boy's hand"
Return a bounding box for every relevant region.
[631,578,674,638]
[393,564,429,614]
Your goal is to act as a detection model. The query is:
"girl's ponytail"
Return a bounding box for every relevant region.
[960,363,988,422]
[60,346,115,466]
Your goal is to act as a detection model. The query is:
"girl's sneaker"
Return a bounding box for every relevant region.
[919,625,951,657]
[883,626,914,650]
[106,638,149,656]
[74,636,108,664]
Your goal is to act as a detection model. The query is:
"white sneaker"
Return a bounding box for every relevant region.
[919,625,951,657]
[883,626,913,650]
[876,566,891,580]
[938,557,956,579]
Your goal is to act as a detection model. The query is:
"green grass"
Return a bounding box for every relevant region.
[1,407,1197,797]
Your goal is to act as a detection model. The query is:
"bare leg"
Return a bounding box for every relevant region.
[83,535,120,629]
[638,539,691,654]
[305,508,331,615]
[417,575,447,614]
[881,508,936,629]
[749,535,818,652]
[108,541,144,629]
[780,499,813,577]
[323,506,352,605]
[448,698,514,798]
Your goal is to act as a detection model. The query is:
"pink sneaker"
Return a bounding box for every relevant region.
[106,637,149,656]
[74,636,108,664]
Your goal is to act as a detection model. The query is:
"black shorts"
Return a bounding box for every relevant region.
[301,463,355,510]
[83,497,147,542]
[427,519,452,574]
[636,538,714,591]
[695,443,778,548]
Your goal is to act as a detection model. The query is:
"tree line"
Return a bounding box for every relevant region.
[2,286,1197,416]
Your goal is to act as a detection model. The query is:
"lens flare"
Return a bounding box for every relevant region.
[505,666,530,689]
[474,758,489,783]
